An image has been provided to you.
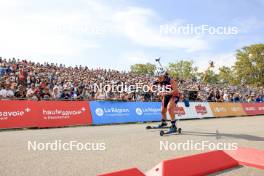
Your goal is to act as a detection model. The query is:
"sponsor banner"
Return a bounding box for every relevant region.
[1,100,263,129]
[0,100,38,128]
[242,103,264,115]
[0,100,92,129]
[191,102,214,118]
[37,101,92,127]
[90,101,161,124]
[209,102,246,117]
[167,102,214,120]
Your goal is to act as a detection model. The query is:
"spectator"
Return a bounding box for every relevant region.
[233,93,240,102]
[0,57,263,102]
[95,90,107,100]
[256,95,262,102]
[26,84,39,99]
[40,87,52,100]
[0,84,14,99]
[52,86,61,99]
[60,89,72,100]
[14,85,26,99]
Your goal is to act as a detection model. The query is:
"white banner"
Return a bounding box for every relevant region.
[167,102,214,120]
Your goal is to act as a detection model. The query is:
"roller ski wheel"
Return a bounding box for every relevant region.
[178,128,182,134]
[160,127,182,136]
[160,130,165,136]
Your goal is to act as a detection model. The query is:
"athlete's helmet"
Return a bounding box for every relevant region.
[154,57,169,78]
[155,67,166,77]
[156,68,169,77]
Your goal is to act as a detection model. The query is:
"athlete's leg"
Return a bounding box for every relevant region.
[161,101,167,120]
[168,98,176,120]
[167,97,176,128]
[167,96,179,131]
[159,96,170,127]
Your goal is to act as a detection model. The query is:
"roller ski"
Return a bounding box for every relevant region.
[160,126,182,136]
[146,122,170,130]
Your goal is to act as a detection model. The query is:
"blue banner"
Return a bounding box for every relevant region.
[90,101,162,124]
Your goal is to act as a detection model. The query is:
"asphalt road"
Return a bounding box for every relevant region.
[0,116,263,176]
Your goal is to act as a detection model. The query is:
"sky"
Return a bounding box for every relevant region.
[0,0,263,71]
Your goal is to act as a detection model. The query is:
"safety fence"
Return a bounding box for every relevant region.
[0,100,263,129]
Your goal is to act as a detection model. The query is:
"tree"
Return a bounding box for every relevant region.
[201,70,219,84]
[234,44,264,86]
[218,66,237,85]
[167,60,198,80]
[130,63,156,75]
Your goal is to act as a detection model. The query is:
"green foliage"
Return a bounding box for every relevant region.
[202,70,219,84]
[130,63,156,75]
[234,44,264,86]
[167,60,198,79]
[218,66,237,84]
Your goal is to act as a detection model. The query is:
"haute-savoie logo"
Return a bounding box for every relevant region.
[0,108,31,120]
[42,107,86,120]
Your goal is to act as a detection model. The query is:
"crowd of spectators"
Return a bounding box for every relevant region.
[178,79,263,102]
[0,57,263,102]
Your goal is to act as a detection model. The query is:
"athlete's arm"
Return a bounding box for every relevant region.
[153,79,160,85]
[164,79,178,96]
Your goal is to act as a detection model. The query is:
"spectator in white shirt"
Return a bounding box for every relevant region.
[0,85,6,99]
[223,91,229,102]
[0,85,14,99]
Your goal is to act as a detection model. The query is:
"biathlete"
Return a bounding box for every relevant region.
[154,71,180,133]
